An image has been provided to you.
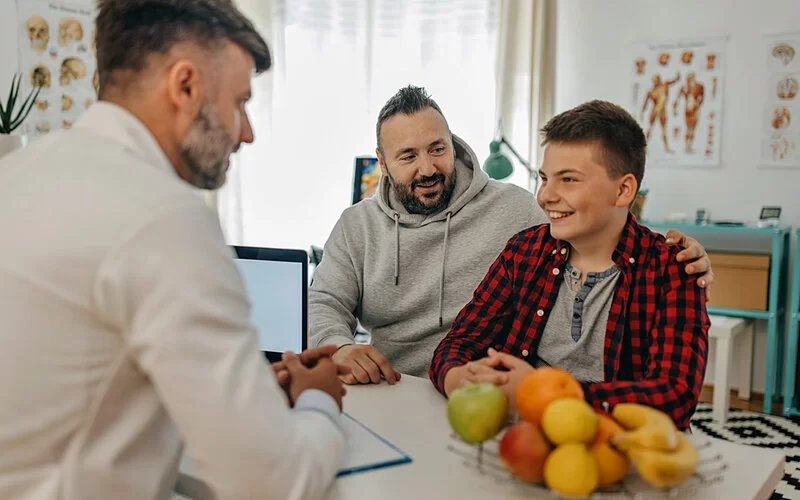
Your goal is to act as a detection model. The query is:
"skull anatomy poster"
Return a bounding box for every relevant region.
[17,0,97,138]
[630,37,727,168]
[761,32,800,168]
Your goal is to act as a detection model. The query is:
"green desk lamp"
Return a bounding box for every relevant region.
[483,137,539,191]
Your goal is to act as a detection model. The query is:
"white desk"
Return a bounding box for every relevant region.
[179,375,785,500]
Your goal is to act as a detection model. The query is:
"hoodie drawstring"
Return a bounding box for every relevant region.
[394,213,400,285]
[438,212,452,327]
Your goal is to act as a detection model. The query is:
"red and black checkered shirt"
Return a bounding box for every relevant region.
[429,215,709,430]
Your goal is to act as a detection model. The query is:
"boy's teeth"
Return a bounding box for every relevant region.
[549,211,571,219]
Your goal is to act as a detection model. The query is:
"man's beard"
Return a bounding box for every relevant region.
[392,168,457,216]
[180,102,236,190]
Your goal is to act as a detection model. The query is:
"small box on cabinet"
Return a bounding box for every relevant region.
[706,252,770,311]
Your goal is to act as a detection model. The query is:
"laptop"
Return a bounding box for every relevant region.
[232,246,308,363]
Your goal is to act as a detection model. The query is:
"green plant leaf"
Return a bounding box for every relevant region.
[1,73,41,134]
[1,73,23,130]
[0,76,13,127]
[6,73,21,124]
[9,86,41,132]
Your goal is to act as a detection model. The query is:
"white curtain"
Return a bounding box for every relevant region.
[492,0,556,194]
[219,0,504,251]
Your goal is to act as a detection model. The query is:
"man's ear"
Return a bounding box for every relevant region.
[376,147,388,177]
[616,173,638,208]
[164,59,205,117]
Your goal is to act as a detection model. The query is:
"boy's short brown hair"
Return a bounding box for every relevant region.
[541,100,646,191]
[95,0,270,96]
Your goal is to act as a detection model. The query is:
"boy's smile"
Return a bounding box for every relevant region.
[547,210,575,221]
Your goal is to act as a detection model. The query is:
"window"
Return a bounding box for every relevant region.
[220,0,501,251]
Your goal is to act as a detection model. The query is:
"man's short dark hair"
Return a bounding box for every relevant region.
[541,100,647,191]
[95,0,271,96]
[376,85,449,155]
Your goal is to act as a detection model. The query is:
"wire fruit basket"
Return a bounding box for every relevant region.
[447,430,727,499]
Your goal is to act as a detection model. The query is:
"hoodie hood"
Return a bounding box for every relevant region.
[375,134,490,226]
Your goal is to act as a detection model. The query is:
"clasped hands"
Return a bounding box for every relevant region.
[271,345,351,410]
[445,348,534,408]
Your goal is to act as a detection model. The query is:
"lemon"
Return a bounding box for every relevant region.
[544,443,599,497]
[541,398,599,444]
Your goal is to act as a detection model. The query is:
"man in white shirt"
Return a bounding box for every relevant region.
[0,1,346,499]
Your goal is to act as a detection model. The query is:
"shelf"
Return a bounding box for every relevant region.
[641,221,792,236]
[706,307,777,320]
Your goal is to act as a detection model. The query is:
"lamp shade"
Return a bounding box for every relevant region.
[483,140,514,180]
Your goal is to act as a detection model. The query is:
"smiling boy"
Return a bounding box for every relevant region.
[429,100,709,430]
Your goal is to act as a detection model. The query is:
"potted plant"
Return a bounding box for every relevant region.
[630,186,648,220]
[0,73,41,158]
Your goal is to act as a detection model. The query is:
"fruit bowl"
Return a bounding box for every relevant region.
[446,426,727,499]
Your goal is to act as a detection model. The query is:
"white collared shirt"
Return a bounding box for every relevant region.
[0,103,344,500]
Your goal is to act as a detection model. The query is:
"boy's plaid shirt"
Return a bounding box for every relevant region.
[429,214,709,430]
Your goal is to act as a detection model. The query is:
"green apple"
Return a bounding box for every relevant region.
[447,383,508,444]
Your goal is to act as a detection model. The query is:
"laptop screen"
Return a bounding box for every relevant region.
[232,246,308,362]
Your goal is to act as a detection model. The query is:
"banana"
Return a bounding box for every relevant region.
[610,403,679,452]
[626,433,699,489]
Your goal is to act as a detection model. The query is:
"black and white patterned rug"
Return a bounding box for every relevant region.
[690,403,800,499]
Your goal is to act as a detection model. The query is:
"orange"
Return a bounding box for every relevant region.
[515,367,583,426]
[590,412,631,486]
[593,410,624,443]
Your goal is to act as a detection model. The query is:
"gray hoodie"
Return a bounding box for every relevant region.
[308,136,546,377]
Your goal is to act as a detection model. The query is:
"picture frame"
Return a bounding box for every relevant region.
[352,156,381,205]
[759,206,782,220]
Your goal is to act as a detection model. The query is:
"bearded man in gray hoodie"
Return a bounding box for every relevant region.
[309,85,713,383]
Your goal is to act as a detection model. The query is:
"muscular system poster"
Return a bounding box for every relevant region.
[761,32,799,167]
[631,37,726,167]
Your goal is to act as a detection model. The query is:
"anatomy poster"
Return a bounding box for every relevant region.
[16,0,97,138]
[631,37,726,167]
[761,33,800,167]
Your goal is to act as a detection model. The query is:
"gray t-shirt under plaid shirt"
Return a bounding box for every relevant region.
[533,263,620,383]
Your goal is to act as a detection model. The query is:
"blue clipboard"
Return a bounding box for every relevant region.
[336,412,412,477]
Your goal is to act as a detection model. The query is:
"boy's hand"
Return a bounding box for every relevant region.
[471,348,534,409]
[444,361,509,396]
[665,229,714,301]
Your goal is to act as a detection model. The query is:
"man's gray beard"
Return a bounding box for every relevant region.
[180,102,234,190]
[394,168,457,215]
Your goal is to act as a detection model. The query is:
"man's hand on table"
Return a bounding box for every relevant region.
[332,344,401,385]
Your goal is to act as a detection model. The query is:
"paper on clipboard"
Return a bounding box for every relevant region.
[337,413,411,477]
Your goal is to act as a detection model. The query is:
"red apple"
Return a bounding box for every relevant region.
[498,421,553,484]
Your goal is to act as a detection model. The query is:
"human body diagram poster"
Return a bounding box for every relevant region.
[631,38,726,167]
[761,33,800,167]
[17,0,98,138]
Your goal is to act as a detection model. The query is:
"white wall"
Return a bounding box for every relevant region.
[555,0,800,397]
[0,0,19,102]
